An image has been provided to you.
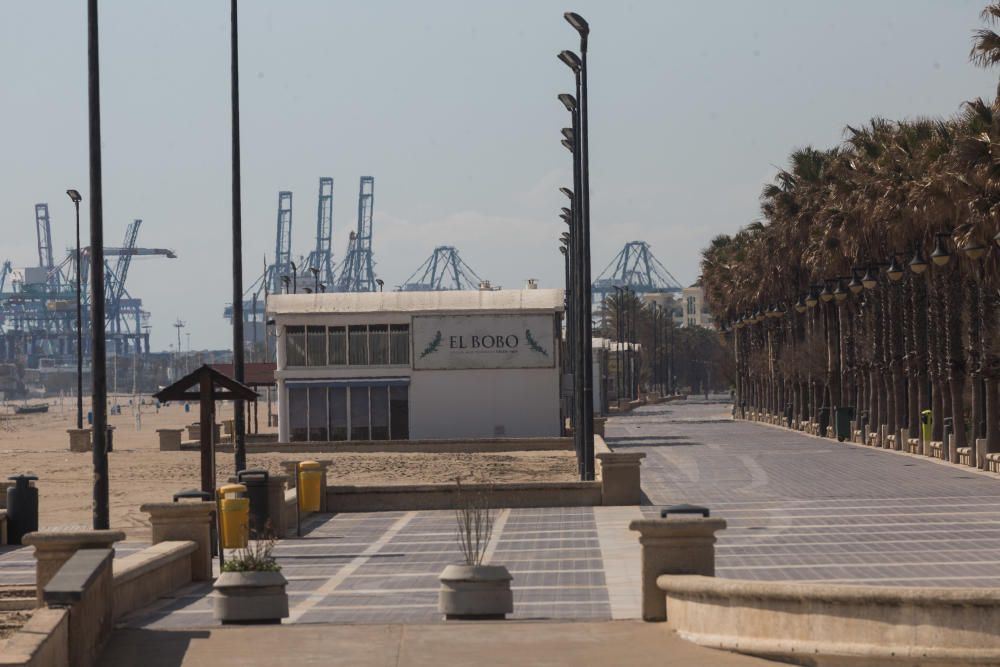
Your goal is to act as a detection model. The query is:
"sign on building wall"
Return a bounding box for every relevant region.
[412,314,556,370]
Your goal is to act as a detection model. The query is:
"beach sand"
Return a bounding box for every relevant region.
[0,396,577,539]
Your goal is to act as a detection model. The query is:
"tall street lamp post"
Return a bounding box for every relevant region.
[230,0,248,473]
[614,285,623,407]
[87,0,110,529]
[67,189,83,430]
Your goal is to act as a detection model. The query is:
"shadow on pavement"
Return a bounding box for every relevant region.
[102,629,211,667]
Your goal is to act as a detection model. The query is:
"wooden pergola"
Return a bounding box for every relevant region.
[154,365,258,494]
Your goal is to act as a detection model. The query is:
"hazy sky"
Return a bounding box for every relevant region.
[2,1,997,350]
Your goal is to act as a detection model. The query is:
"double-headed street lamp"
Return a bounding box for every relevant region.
[66,189,84,430]
[557,11,594,481]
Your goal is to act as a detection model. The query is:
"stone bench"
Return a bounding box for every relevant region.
[958,447,972,466]
[0,509,6,545]
[987,453,1000,473]
[156,428,184,451]
[905,438,921,454]
[928,441,943,457]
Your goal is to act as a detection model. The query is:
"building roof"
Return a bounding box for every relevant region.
[267,289,564,316]
[209,362,276,387]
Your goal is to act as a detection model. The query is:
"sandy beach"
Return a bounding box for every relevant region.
[0,396,576,539]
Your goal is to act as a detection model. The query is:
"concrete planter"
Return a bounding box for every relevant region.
[438,564,513,620]
[212,570,289,624]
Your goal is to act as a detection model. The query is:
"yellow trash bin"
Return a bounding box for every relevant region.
[298,461,323,513]
[217,483,249,549]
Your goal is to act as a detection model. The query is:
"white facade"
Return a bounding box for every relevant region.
[681,284,714,329]
[268,289,564,441]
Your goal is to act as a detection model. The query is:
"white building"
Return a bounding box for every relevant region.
[268,289,564,442]
[681,284,714,329]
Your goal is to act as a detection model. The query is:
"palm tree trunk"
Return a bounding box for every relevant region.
[967,274,983,467]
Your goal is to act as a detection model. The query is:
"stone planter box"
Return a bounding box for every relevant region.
[213,570,289,624]
[438,564,513,620]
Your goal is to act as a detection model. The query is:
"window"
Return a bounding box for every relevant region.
[686,297,696,315]
[306,326,326,366]
[308,387,327,440]
[390,324,410,365]
[286,326,306,367]
[349,325,369,365]
[369,325,389,365]
[328,387,348,441]
[328,326,347,365]
[350,386,370,440]
[370,385,390,440]
[390,385,409,440]
[289,387,308,441]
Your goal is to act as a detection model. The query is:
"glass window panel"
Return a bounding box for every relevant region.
[306,326,326,366]
[285,326,306,367]
[348,325,368,365]
[350,386,370,440]
[370,386,389,440]
[389,385,409,440]
[328,327,347,366]
[328,387,348,441]
[390,324,410,365]
[289,387,308,441]
[370,325,389,365]
[308,387,327,440]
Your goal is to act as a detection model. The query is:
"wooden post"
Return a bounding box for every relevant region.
[200,371,214,495]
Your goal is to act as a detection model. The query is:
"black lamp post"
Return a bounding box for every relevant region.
[230,0,248,473]
[86,0,109,529]
[66,189,84,430]
[613,285,624,406]
[310,266,320,293]
[290,261,297,294]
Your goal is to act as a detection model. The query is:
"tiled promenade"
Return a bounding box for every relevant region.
[609,398,1000,587]
[120,505,641,628]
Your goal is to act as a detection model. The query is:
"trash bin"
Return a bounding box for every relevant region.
[818,407,831,437]
[921,409,933,444]
[236,469,271,538]
[216,484,248,549]
[6,475,38,546]
[298,461,322,513]
[834,406,855,443]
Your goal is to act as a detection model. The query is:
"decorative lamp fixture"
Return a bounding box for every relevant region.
[795,295,807,313]
[805,289,819,308]
[909,247,928,274]
[961,238,987,261]
[819,281,834,303]
[994,229,1000,248]
[848,270,863,294]
[886,255,904,282]
[861,266,878,290]
[930,233,951,266]
[833,279,848,302]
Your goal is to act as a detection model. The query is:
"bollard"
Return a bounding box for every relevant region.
[629,511,726,622]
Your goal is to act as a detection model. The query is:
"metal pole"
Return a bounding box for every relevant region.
[578,32,595,481]
[74,199,83,430]
[87,0,109,530]
[231,0,248,473]
[569,117,585,479]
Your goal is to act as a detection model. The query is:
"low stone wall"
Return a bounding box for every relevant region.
[112,541,196,620]
[327,480,603,512]
[0,607,69,667]
[659,574,1000,666]
[181,436,572,454]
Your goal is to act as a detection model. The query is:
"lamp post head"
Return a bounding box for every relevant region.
[909,248,928,274]
[558,49,582,73]
[559,187,574,200]
[886,256,904,282]
[375,278,384,292]
[561,139,574,153]
[848,268,864,293]
[561,206,572,217]
[931,232,951,266]
[558,93,577,112]
[564,12,590,37]
[861,266,878,289]
[309,267,319,276]
[794,295,807,313]
[960,238,987,261]
[66,189,82,203]
[561,127,574,143]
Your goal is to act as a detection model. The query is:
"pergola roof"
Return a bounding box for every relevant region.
[154,364,258,402]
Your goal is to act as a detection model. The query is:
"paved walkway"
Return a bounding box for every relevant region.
[609,398,1000,587]
[102,620,775,666]
[121,505,643,629]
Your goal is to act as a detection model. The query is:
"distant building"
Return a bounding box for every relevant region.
[267,289,564,442]
[681,284,714,329]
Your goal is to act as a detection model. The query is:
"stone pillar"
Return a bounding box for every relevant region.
[156,428,184,452]
[266,475,289,536]
[597,452,646,506]
[187,422,200,441]
[67,429,92,453]
[628,517,726,622]
[22,530,124,606]
[140,502,216,581]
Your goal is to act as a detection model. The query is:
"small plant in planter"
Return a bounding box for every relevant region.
[438,479,513,620]
[213,522,289,624]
